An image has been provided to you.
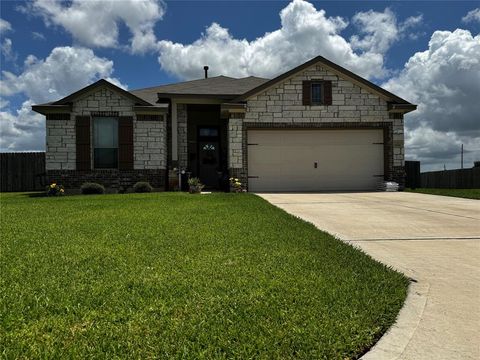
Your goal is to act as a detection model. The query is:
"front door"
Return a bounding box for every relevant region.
[198,127,221,188]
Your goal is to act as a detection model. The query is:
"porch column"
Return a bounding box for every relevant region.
[228,116,243,170]
[171,99,178,165]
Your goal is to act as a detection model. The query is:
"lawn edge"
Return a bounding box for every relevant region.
[359,280,429,360]
[405,188,480,200]
[253,194,412,359]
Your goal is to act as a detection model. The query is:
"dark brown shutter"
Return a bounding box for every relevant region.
[323,80,332,105]
[76,116,91,171]
[302,80,312,105]
[118,116,134,170]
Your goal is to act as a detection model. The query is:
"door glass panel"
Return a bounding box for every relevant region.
[199,128,219,137]
[201,143,218,165]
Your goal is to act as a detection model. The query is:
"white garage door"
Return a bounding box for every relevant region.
[247,129,384,192]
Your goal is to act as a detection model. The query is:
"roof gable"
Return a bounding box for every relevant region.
[53,79,152,106]
[233,56,414,106]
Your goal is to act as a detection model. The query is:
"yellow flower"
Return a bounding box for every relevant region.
[229,177,233,181]
[50,183,56,188]
[234,178,239,182]
[60,189,64,193]
[235,182,241,186]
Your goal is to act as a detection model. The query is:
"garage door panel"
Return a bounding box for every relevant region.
[247,129,384,192]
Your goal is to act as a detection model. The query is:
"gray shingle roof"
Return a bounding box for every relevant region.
[130,76,269,103]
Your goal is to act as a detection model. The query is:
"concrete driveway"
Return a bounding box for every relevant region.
[258,192,480,360]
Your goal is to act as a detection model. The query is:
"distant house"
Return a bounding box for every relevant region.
[32,56,416,192]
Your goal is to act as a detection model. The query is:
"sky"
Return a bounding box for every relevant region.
[0,0,479,172]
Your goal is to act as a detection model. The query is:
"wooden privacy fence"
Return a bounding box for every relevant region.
[0,152,46,192]
[405,161,421,189]
[421,167,480,189]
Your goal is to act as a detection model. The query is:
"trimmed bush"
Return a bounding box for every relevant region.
[133,181,153,193]
[80,182,105,195]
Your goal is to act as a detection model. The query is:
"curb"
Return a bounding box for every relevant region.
[360,280,429,359]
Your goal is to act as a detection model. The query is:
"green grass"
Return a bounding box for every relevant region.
[0,192,408,359]
[406,188,480,200]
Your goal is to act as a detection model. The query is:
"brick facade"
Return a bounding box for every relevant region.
[47,169,166,191]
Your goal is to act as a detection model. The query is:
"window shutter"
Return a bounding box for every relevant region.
[118,116,134,170]
[323,80,332,105]
[76,116,91,171]
[302,81,312,106]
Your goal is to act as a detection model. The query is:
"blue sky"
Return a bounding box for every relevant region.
[1,0,479,171]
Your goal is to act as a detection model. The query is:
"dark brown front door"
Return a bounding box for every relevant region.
[198,127,221,188]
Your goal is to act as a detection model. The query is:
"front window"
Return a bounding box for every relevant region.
[311,83,323,105]
[93,117,118,169]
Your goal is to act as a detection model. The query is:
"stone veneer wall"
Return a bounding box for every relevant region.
[177,104,188,169]
[46,117,76,170]
[228,63,405,187]
[228,114,244,169]
[45,86,167,189]
[134,120,166,169]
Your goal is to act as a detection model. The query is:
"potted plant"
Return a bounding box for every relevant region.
[229,178,245,193]
[188,177,204,194]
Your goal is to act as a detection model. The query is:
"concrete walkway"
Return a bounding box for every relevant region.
[258,192,480,360]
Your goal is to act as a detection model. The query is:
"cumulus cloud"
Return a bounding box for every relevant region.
[1,38,16,62]
[0,98,9,109]
[0,18,12,33]
[462,8,480,23]
[0,100,45,151]
[350,10,423,54]
[0,46,124,104]
[0,46,124,151]
[25,0,165,53]
[383,29,480,170]
[350,8,400,54]
[157,0,419,81]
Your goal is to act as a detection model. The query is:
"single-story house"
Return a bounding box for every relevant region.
[32,55,416,192]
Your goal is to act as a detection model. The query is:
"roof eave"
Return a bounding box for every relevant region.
[31,104,72,115]
[220,103,246,117]
[156,93,238,100]
[133,104,169,113]
[387,103,417,114]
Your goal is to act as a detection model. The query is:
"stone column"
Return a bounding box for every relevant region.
[228,114,247,188]
[177,104,188,170]
[390,112,406,188]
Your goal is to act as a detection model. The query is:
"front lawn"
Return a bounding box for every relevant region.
[0,192,408,359]
[406,188,480,200]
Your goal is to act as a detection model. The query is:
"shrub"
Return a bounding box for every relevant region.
[80,182,105,195]
[46,182,65,196]
[133,181,153,193]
